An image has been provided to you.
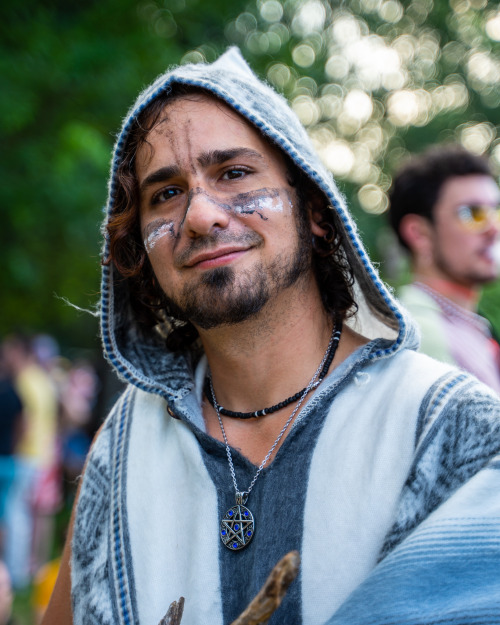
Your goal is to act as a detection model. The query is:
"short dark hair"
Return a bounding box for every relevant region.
[104,85,356,350]
[388,144,493,250]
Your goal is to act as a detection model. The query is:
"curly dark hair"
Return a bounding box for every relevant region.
[104,85,356,350]
[388,144,493,251]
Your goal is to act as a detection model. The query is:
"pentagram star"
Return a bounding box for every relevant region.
[220,504,255,550]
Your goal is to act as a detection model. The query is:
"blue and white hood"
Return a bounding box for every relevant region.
[100,46,417,400]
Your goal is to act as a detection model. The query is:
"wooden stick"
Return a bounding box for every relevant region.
[158,596,185,625]
[230,550,300,625]
[158,550,300,625]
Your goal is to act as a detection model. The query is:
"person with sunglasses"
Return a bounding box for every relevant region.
[388,144,500,392]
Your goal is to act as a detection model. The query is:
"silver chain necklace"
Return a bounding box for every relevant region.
[210,326,340,551]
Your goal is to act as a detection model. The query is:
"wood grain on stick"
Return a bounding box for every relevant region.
[230,550,300,625]
[159,596,185,625]
[158,550,300,625]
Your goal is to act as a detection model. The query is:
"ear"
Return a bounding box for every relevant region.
[399,213,434,256]
[307,192,332,237]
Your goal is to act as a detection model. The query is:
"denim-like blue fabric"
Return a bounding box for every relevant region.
[195,386,335,625]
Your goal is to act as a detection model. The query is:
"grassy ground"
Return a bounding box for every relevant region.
[12,586,34,625]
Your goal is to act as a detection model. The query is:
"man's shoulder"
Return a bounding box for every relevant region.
[369,343,455,388]
[397,283,455,363]
[386,348,499,406]
[398,283,441,314]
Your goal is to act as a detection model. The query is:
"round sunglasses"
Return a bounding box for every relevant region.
[456,204,500,232]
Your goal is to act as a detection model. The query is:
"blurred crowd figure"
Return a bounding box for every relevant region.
[388,144,500,393]
[0,332,100,619]
[2,335,59,590]
[0,561,13,625]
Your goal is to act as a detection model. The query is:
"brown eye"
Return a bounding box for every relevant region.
[221,168,249,180]
[152,187,182,204]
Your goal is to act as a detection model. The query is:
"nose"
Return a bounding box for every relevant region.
[484,210,500,238]
[181,188,231,237]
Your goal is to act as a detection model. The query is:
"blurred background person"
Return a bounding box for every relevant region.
[0,351,23,560]
[0,561,14,625]
[388,145,500,392]
[58,359,98,495]
[1,335,60,590]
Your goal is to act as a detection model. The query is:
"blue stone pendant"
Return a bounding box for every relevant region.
[220,503,255,551]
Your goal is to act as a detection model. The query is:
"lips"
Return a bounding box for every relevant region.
[184,245,251,268]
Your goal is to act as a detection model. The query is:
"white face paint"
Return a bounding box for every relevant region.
[233,192,291,217]
[144,221,175,254]
[142,189,294,256]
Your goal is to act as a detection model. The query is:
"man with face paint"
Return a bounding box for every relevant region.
[135,94,316,335]
[43,49,500,625]
[388,145,500,393]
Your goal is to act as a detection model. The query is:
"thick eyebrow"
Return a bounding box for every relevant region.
[138,148,265,195]
[139,165,181,195]
[197,148,265,168]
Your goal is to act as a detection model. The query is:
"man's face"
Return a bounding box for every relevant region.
[136,94,313,329]
[430,174,500,287]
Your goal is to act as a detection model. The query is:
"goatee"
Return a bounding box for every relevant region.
[163,229,311,330]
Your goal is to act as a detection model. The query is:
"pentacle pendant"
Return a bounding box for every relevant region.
[220,504,255,551]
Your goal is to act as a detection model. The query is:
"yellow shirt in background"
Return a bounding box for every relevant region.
[16,363,58,467]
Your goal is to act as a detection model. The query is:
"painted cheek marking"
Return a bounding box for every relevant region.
[258,195,284,212]
[283,189,296,214]
[234,195,284,217]
[143,220,176,253]
[231,188,290,220]
[177,187,290,231]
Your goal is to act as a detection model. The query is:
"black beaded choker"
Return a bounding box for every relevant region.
[204,321,342,419]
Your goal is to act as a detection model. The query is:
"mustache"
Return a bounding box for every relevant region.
[174,229,263,267]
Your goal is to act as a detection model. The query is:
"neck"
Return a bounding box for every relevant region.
[413,274,479,312]
[196,278,369,467]
[198,282,334,413]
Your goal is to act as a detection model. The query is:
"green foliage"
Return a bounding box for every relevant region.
[2,0,500,345]
[0,0,248,345]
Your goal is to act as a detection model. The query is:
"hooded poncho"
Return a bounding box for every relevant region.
[71,48,500,625]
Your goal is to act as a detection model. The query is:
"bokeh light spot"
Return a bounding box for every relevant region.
[460,122,496,154]
[292,44,316,68]
[259,0,284,23]
[267,63,292,90]
[387,90,418,126]
[292,0,327,36]
[486,13,500,41]
[343,90,373,123]
[291,95,320,126]
[325,55,350,80]
[358,184,389,214]
[378,0,404,23]
[331,14,361,45]
[180,50,205,64]
[320,140,355,176]
[236,12,258,35]
[491,143,500,169]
